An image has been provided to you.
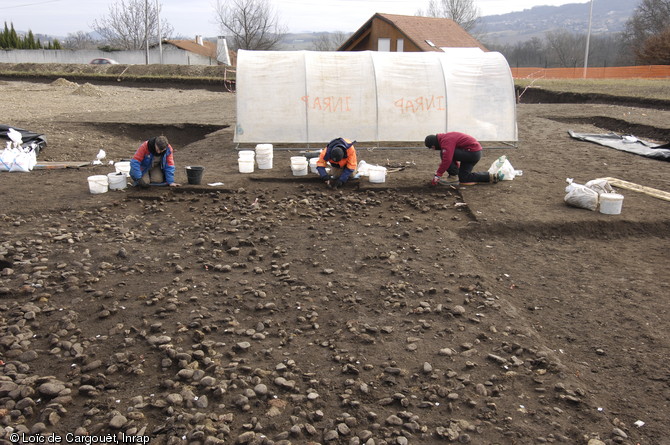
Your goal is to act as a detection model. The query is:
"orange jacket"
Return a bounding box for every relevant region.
[316,138,357,182]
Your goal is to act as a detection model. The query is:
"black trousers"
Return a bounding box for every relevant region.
[446,149,490,183]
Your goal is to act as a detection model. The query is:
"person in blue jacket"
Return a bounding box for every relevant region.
[129,136,180,187]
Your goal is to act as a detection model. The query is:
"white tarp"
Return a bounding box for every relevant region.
[235,49,517,144]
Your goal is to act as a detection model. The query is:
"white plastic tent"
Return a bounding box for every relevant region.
[234,49,517,145]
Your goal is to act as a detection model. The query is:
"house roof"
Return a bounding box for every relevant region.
[164,39,217,58]
[339,13,487,52]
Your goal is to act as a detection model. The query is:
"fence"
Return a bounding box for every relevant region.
[511,65,670,79]
[0,48,220,65]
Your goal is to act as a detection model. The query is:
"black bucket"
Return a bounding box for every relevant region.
[185,166,205,185]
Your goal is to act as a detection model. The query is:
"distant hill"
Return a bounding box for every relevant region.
[278,1,637,50]
[278,32,331,51]
[480,0,636,45]
[20,0,637,52]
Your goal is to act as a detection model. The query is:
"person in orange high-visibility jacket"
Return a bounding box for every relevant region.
[316,138,357,189]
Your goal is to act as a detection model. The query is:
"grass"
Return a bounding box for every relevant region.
[515,78,670,101]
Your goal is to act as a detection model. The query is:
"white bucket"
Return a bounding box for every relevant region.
[255,144,273,155]
[107,172,127,190]
[256,154,273,169]
[309,157,319,174]
[291,161,309,176]
[599,193,623,215]
[368,165,387,183]
[114,161,131,176]
[88,175,108,194]
[238,158,254,173]
[239,150,255,160]
[290,156,307,164]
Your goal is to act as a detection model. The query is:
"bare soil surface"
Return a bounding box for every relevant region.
[1,75,669,445]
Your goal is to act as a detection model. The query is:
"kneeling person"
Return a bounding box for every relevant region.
[130,135,180,188]
[316,138,357,189]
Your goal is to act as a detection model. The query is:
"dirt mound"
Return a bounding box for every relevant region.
[51,77,78,88]
[71,82,106,96]
[1,62,232,78]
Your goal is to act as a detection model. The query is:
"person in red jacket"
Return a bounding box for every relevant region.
[424,132,501,186]
[129,135,180,188]
[316,137,358,189]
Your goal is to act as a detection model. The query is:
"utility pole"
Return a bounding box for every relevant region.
[156,0,163,64]
[144,0,149,64]
[583,0,594,78]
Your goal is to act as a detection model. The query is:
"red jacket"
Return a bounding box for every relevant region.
[435,132,482,176]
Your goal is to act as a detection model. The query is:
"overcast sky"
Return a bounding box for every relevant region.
[3,0,588,38]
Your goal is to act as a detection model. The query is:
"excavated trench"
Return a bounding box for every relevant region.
[518,87,670,111]
[547,116,669,142]
[57,122,228,148]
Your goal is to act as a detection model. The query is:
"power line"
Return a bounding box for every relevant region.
[0,0,62,10]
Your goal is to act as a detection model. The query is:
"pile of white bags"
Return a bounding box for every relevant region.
[564,178,614,211]
[0,128,38,172]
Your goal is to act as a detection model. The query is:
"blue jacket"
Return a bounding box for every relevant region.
[130,139,176,184]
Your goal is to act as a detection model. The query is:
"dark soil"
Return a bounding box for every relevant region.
[0,72,669,445]
[518,87,670,111]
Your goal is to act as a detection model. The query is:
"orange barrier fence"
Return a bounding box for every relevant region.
[511,65,670,79]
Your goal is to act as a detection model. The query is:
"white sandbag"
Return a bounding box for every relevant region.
[488,155,516,180]
[0,146,37,172]
[564,178,599,211]
[585,178,614,195]
[0,149,11,171]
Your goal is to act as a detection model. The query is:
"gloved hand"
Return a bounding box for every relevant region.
[430,175,442,186]
[331,179,344,189]
[320,175,330,183]
[137,177,150,189]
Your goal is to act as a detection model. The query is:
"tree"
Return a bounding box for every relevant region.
[214,0,286,50]
[63,31,99,50]
[92,0,174,50]
[636,26,670,64]
[0,21,59,49]
[624,0,670,61]
[311,31,349,51]
[544,29,586,68]
[416,0,480,32]
[24,30,37,49]
[9,23,19,48]
[487,37,546,68]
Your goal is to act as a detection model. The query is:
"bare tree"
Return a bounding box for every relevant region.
[624,0,670,62]
[311,31,349,51]
[62,31,99,50]
[92,0,173,50]
[416,0,480,32]
[486,33,632,69]
[214,0,286,50]
[636,26,670,64]
[545,29,586,68]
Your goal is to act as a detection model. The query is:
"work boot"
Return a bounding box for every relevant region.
[440,175,459,184]
[490,171,504,183]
